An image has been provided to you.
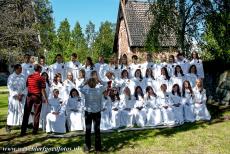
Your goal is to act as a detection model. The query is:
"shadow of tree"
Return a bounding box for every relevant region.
[0,103,229,153]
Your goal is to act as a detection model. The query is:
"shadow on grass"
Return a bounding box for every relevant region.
[0,103,229,153]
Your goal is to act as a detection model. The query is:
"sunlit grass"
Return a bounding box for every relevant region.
[0,93,229,154]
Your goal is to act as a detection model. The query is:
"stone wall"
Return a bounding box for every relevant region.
[203,60,230,105]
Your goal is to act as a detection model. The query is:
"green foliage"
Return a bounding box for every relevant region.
[201,0,230,62]
[92,21,115,62]
[71,22,88,63]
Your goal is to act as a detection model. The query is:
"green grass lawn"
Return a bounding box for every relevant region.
[0,86,7,90]
[0,93,229,154]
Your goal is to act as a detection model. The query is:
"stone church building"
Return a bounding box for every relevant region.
[113,0,177,61]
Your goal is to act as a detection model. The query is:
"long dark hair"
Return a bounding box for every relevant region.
[182,80,193,97]
[188,64,197,75]
[69,88,79,98]
[145,68,155,79]
[134,69,143,80]
[172,84,181,96]
[161,67,170,80]
[174,65,184,77]
[121,69,129,79]
[41,72,51,87]
[109,88,120,102]
[86,57,94,69]
[146,86,157,99]
[134,86,144,100]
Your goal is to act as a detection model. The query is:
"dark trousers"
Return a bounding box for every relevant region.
[21,94,42,134]
[85,111,101,151]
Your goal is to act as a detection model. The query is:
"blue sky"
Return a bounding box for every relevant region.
[50,0,120,31]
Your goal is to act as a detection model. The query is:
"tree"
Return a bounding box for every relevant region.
[85,21,96,55]
[92,21,115,62]
[0,0,40,64]
[201,0,230,62]
[33,0,56,55]
[71,22,88,63]
[56,18,71,61]
[146,0,208,55]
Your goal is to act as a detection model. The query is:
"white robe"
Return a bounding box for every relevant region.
[177,59,190,74]
[118,78,135,95]
[186,73,198,88]
[41,64,49,74]
[95,63,109,81]
[156,75,173,93]
[107,65,122,80]
[166,63,177,77]
[50,82,64,99]
[132,96,147,127]
[169,93,184,125]
[66,97,84,131]
[100,96,112,130]
[182,90,195,122]
[62,79,76,101]
[158,92,176,126]
[83,66,96,79]
[21,63,34,80]
[142,77,157,93]
[49,62,66,81]
[65,61,82,80]
[119,95,135,127]
[171,74,186,90]
[141,61,156,77]
[145,95,163,126]
[39,82,50,130]
[190,59,204,79]
[46,98,66,133]
[7,73,27,126]
[193,88,211,121]
[111,100,122,129]
[129,63,142,78]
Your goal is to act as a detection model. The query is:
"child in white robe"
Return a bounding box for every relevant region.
[170,84,184,125]
[118,70,135,94]
[100,90,112,130]
[50,73,64,99]
[46,89,66,133]
[193,79,211,121]
[132,86,147,127]
[131,69,144,90]
[145,86,163,126]
[65,53,82,80]
[63,72,76,101]
[83,57,96,79]
[110,88,122,129]
[182,80,195,122]
[142,68,157,93]
[129,55,142,78]
[49,54,66,81]
[156,67,173,93]
[186,65,198,88]
[66,88,84,131]
[6,64,27,131]
[171,65,186,90]
[39,72,51,130]
[190,51,204,79]
[120,87,135,127]
[141,53,156,77]
[158,84,176,126]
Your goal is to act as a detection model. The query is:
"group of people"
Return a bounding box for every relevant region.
[6,51,211,150]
